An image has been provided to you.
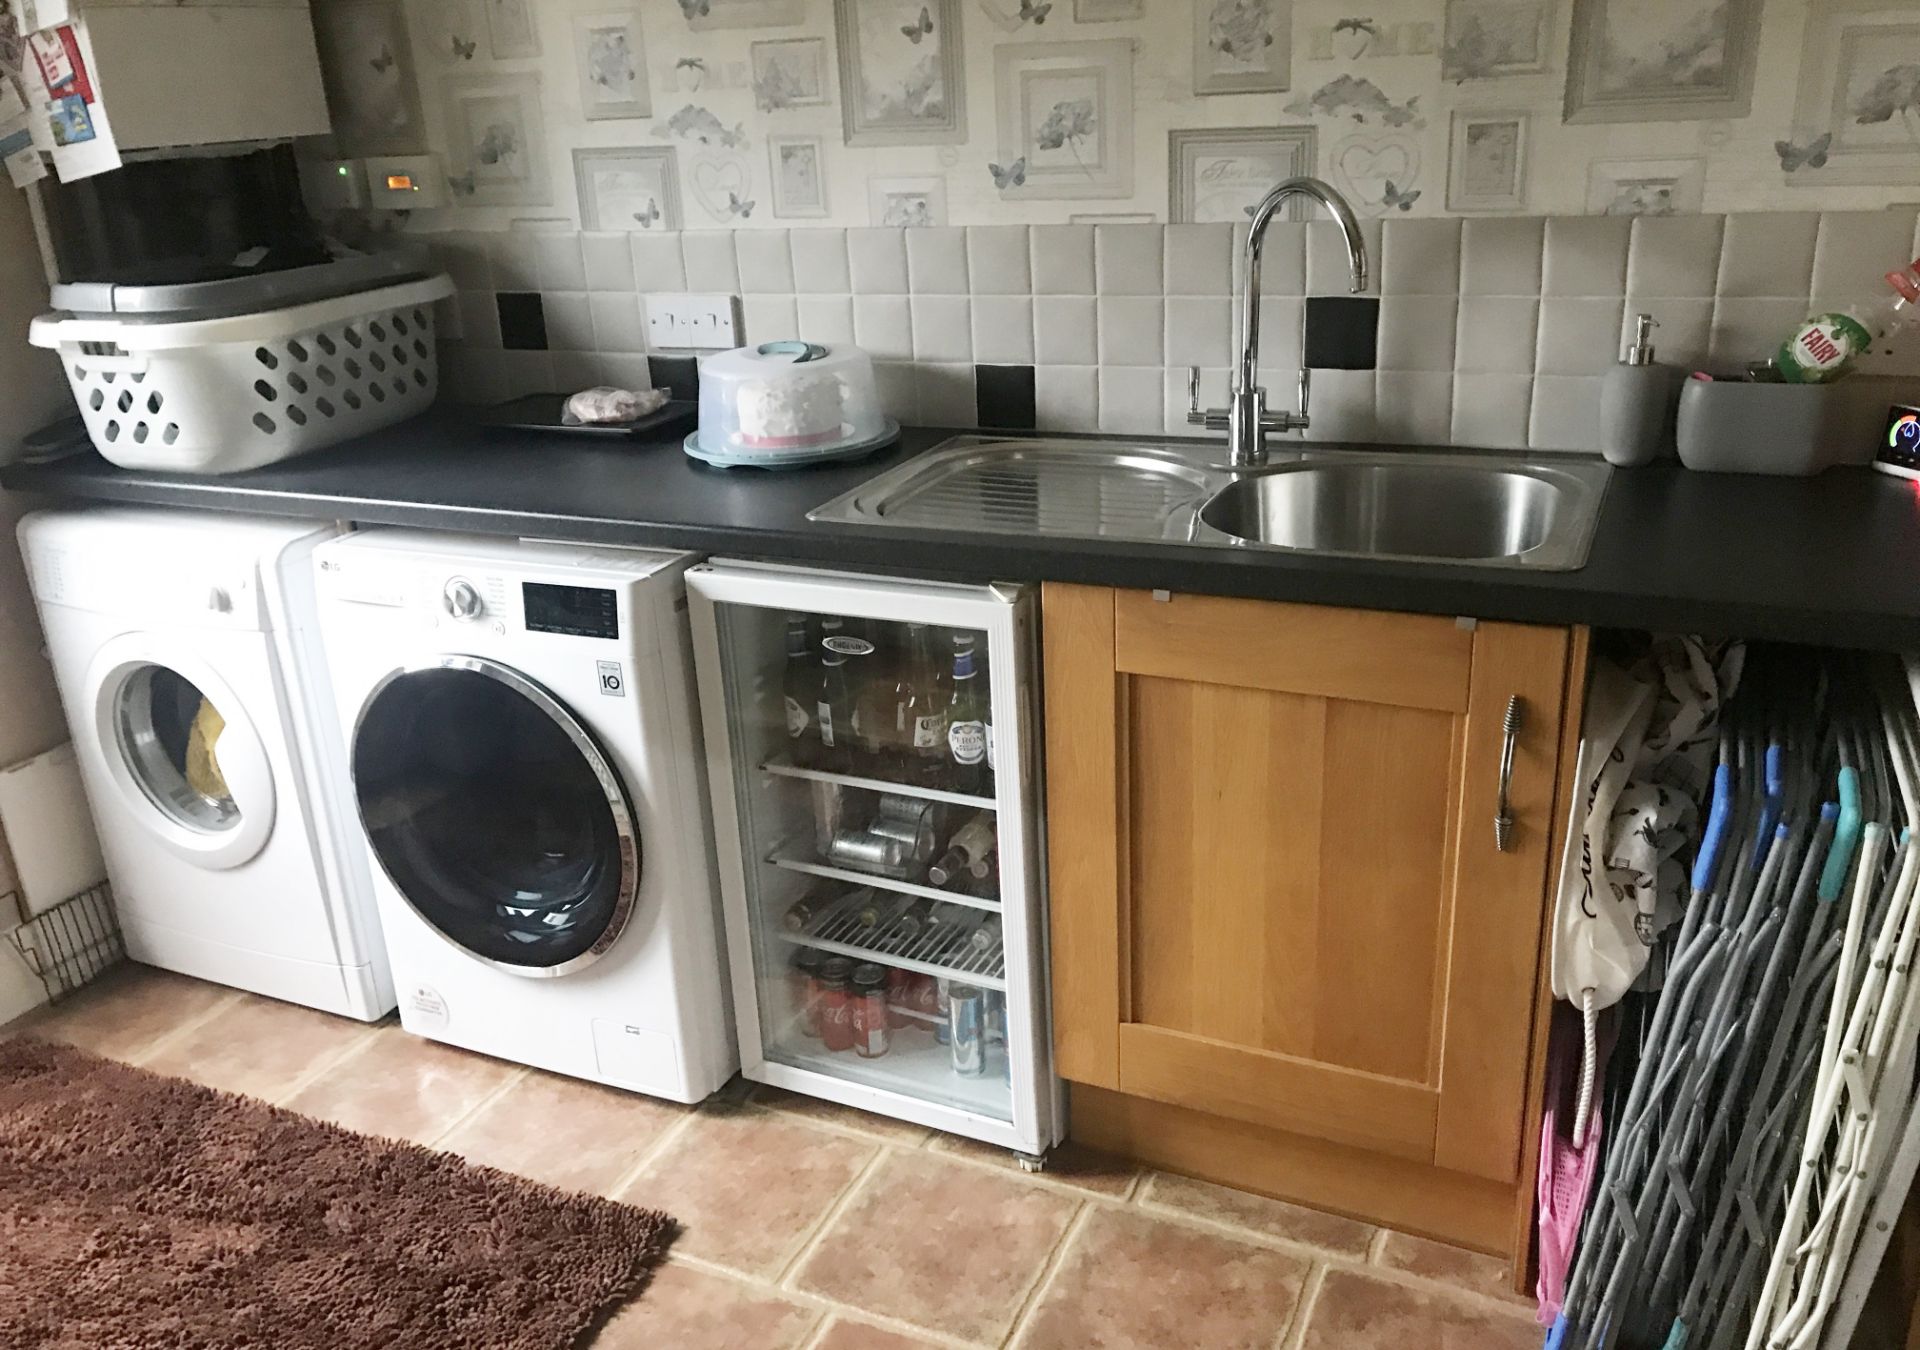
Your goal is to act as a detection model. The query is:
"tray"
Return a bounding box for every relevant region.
[483,394,698,439]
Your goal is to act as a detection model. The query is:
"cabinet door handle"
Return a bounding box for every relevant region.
[1494,695,1523,852]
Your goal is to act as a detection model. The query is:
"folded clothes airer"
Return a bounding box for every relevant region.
[1551,665,1795,1350]
[1677,699,1879,1350]
[1548,649,1914,1350]
[1743,657,1920,1350]
[1541,640,1741,1329]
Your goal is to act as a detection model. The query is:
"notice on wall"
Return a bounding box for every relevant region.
[12,0,79,37]
[20,19,115,181]
[0,118,40,187]
[0,74,44,187]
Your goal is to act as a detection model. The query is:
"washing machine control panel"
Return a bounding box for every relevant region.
[522,582,620,640]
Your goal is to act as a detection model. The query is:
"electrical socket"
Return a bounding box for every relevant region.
[644,293,742,350]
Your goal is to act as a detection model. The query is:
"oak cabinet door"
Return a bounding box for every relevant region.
[1044,584,1570,1183]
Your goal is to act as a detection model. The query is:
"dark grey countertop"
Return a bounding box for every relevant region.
[7,408,1918,650]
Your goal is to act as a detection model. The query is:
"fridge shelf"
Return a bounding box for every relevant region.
[777,889,1007,989]
[770,1028,1010,1121]
[767,846,1001,915]
[760,758,997,810]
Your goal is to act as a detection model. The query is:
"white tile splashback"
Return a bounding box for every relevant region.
[436,210,1920,450]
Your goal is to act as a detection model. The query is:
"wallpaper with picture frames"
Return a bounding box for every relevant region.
[310,0,1920,234]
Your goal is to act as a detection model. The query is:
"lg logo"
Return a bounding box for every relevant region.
[597,660,625,696]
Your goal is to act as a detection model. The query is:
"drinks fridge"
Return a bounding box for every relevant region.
[687,560,1062,1163]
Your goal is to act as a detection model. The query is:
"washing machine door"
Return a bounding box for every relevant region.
[350,655,641,978]
[83,635,278,870]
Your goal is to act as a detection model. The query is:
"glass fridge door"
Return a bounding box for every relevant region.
[689,562,1053,1152]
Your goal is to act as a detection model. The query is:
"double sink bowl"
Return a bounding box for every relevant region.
[810,436,1611,571]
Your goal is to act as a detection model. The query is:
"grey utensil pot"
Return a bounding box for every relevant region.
[1675,381,1847,476]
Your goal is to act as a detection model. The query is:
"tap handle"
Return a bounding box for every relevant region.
[1297,366,1311,419]
[1186,365,1231,428]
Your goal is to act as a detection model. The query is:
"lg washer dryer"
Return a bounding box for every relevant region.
[18,509,393,1019]
[313,530,735,1103]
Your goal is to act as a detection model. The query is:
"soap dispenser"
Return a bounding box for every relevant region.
[1600,314,1674,467]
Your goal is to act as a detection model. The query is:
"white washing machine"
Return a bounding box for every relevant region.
[312,530,736,1103]
[18,509,393,1019]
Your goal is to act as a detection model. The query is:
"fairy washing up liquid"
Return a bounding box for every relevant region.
[1776,257,1920,383]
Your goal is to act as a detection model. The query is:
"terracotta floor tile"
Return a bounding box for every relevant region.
[25,964,236,1063]
[812,1316,952,1349]
[1299,1268,1539,1350]
[1139,1171,1376,1258]
[280,1025,520,1145]
[9,981,1564,1350]
[139,993,378,1102]
[1015,1204,1312,1349]
[619,1098,878,1276]
[1375,1231,1524,1302]
[592,1263,819,1348]
[929,1133,1139,1197]
[750,1082,935,1144]
[436,1068,689,1196]
[794,1151,1080,1344]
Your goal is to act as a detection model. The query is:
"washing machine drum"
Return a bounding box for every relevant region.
[350,657,641,976]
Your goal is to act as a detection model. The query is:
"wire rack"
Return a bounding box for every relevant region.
[780,889,1007,989]
[6,881,124,1004]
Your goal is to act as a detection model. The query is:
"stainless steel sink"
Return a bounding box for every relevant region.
[809,436,1609,571]
[1197,458,1600,570]
[811,438,1219,542]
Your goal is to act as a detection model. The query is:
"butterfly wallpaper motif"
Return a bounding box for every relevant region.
[311,1,424,158]
[837,0,962,145]
[312,0,1920,229]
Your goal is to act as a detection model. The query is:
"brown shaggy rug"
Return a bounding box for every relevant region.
[0,1038,675,1350]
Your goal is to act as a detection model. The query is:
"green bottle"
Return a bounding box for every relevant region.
[1777,260,1920,384]
[944,634,987,794]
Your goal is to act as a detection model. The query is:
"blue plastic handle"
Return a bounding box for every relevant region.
[1544,1313,1568,1350]
[1661,1318,1690,1350]
[1692,762,1733,894]
[1818,766,1863,903]
[1753,743,1785,869]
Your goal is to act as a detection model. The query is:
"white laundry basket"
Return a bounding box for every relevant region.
[29,274,455,474]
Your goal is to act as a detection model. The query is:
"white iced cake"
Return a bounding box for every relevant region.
[736,374,844,448]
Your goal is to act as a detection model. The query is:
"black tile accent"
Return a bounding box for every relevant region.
[648,354,700,402]
[496,292,547,351]
[1304,295,1379,371]
[975,364,1036,431]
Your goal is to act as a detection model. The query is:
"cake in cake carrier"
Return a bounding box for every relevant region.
[685,342,898,469]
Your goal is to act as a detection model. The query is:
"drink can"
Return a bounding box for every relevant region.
[791,948,825,1038]
[949,984,986,1077]
[868,812,937,862]
[828,829,909,871]
[819,957,856,1052]
[982,987,1008,1082]
[851,963,891,1059]
[934,976,952,1045]
[983,989,1006,1042]
[886,966,916,1029]
[909,972,941,1030]
[810,780,849,855]
[875,793,935,824]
